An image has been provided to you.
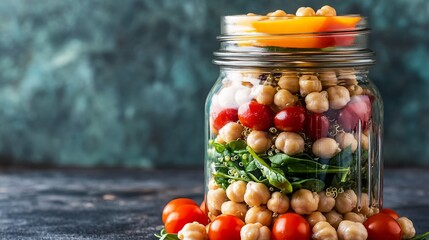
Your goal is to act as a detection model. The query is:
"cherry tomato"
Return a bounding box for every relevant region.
[274,106,306,132]
[338,95,372,131]
[380,208,400,219]
[208,215,245,240]
[364,213,402,240]
[306,113,329,141]
[212,108,238,131]
[165,204,209,234]
[238,101,274,131]
[162,198,197,224]
[272,213,311,240]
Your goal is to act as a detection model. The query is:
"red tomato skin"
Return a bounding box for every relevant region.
[380,208,400,219]
[272,213,311,240]
[162,198,197,224]
[212,108,238,131]
[338,95,372,131]
[274,106,306,132]
[306,113,329,141]
[364,213,402,240]
[238,101,275,131]
[208,215,245,240]
[165,204,209,234]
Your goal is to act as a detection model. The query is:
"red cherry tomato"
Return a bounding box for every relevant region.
[238,101,274,131]
[306,113,329,140]
[364,213,402,240]
[208,215,244,240]
[162,198,197,224]
[212,108,238,131]
[274,106,306,132]
[165,204,209,234]
[338,95,372,131]
[380,208,400,219]
[272,213,311,240]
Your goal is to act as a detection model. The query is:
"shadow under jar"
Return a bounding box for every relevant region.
[204,15,383,225]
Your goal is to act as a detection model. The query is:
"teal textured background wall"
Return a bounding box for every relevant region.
[0,0,428,168]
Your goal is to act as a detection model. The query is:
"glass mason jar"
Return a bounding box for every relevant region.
[204,15,383,225]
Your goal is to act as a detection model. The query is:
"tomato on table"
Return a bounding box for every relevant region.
[274,106,306,132]
[212,108,239,131]
[381,208,400,219]
[364,213,402,240]
[272,213,311,240]
[162,198,197,224]
[306,113,329,140]
[238,101,275,131]
[208,215,245,240]
[165,204,209,234]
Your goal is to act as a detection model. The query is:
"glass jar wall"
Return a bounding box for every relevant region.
[204,15,383,225]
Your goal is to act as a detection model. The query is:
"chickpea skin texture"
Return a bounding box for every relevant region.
[327,86,351,110]
[336,132,358,153]
[208,177,219,190]
[317,191,336,213]
[343,212,365,223]
[226,180,246,203]
[278,74,300,93]
[207,188,227,214]
[178,222,208,240]
[267,192,290,214]
[274,89,298,109]
[305,91,329,113]
[267,10,287,17]
[324,210,343,229]
[245,206,273,227]
[221,201,248,221]
[299,75,322,97]
[218,122,243,143]
[319,71,338,89]
[244,182,271,207]
[291,189,319,215]
[240,223,271,240]
[312,221,338,240]
[255,85,276,105]
[316,5,337,16]
[337,220,368,240]
[296,7,316,16]
[306,211,327,228]
[247,131,272,154]
[335,189,358,214]
[275,132,305,155]
[312,137,341,159]
[397,217,416,239]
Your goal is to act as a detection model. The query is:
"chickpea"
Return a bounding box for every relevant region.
[208,177,220,190]
[255,85,276,105]
[296,7,316,16]
[397,217,416,239]
[305,91,329,113]
[291,189,319,215]
[335,190,357,214]
[306,212,327,228]
[353,193,371,216]
[267,192,290,214]
[319,71,338,89]
[359,133,369,151]
[327,86,351,110]
[338,72,358,86]
[226,180,247,203]
[335,132,358,153]
[343,212,365,223]
[178,222,208,240]
[219,122,243,143]
[312,138,341,159]
[312,221,338,240]
[240,223,271,240]
[278,73,300,93]
[247,131,272,154]
[337,220,368,240]
[275,132,305,155]
[267,10,287,17]
[214,135,225,144]
[221,201,248,221]
[324,210,343,229]
[318,191,336,213]
[244,181,271,207]
[299,75,322,97]
[207,188,227,215]
[316,5,337,16]
[245,206,273,227]
[274,89,298,109]
[346,85,363,96]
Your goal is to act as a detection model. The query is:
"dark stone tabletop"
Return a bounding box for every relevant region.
[0,168,428,240]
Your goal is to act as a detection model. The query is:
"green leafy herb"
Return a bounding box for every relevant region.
[411,232,429,240]
[291,179,325,192]
[154,229,180,240]
[247,146,293,193]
